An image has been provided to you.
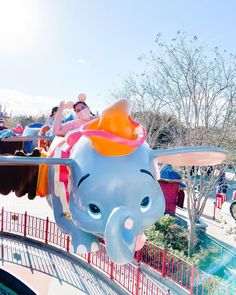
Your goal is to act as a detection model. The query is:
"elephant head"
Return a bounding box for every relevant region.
[68,139,166,264]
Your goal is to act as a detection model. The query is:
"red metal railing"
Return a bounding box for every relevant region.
[0,208,167,295]
[0,208,233,295]
[135,240,233,295]
[137,243,192,290]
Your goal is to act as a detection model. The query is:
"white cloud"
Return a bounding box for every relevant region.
[0,89,59,116]
[76,58,86,64]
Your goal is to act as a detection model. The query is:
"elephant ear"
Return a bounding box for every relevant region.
[0,155,81,195]
[1,135,53,142]
[151,146,227,166]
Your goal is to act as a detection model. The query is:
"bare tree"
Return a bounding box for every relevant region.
[111,72,182,148]
[7,114,47,129]
[112,32,236,256]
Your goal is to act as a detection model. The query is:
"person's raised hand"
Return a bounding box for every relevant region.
[58,101,66,110]
[65,101,74,109]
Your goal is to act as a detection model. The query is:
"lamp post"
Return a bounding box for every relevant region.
[213,201,216,220]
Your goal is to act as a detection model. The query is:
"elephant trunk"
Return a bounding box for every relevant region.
[105,206,141,264]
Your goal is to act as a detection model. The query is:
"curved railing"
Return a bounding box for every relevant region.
[0,208,233,295]
[136,243,233,295]
[0,208,168,295]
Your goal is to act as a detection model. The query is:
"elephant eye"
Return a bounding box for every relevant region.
[141,196,149,207]
[89,204,100,213]
[140,196,151,213]
[88,203,101,219]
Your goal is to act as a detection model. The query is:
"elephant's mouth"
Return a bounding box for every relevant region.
[135,233,146,251]
[123,217,146,251]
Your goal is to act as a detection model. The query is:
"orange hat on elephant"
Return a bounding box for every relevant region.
[80,99,146,156]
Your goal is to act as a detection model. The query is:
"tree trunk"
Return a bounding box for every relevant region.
[188,220,196,257]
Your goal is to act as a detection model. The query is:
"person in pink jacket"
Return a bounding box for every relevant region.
[53,95,96,137]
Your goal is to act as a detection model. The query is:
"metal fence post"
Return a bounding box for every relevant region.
[1,207,4,232]
[135,249,141,263]
[190,264,195,295]
[135,263,141,295]
[45,217,49,244]
[110,261,114,280]
[87,252,91,264]
[24,211,27,237]
[66,236,70,252]
[162,247,166,277]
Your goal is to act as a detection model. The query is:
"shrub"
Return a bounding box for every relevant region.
[145,214,189,255]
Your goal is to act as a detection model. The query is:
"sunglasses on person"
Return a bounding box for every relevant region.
[74,104,88,113]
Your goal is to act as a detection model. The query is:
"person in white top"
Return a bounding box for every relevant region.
[45,106,58,126]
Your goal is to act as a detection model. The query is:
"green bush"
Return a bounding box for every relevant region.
[145,214,189,255]
[145,215,224,269]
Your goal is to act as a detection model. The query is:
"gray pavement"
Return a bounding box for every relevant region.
[176,197,236,251]
[0,192,55,221]
[0,235,126,295]
[200,198,236,249]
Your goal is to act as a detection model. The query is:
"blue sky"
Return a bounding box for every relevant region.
[0,0,236,116]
